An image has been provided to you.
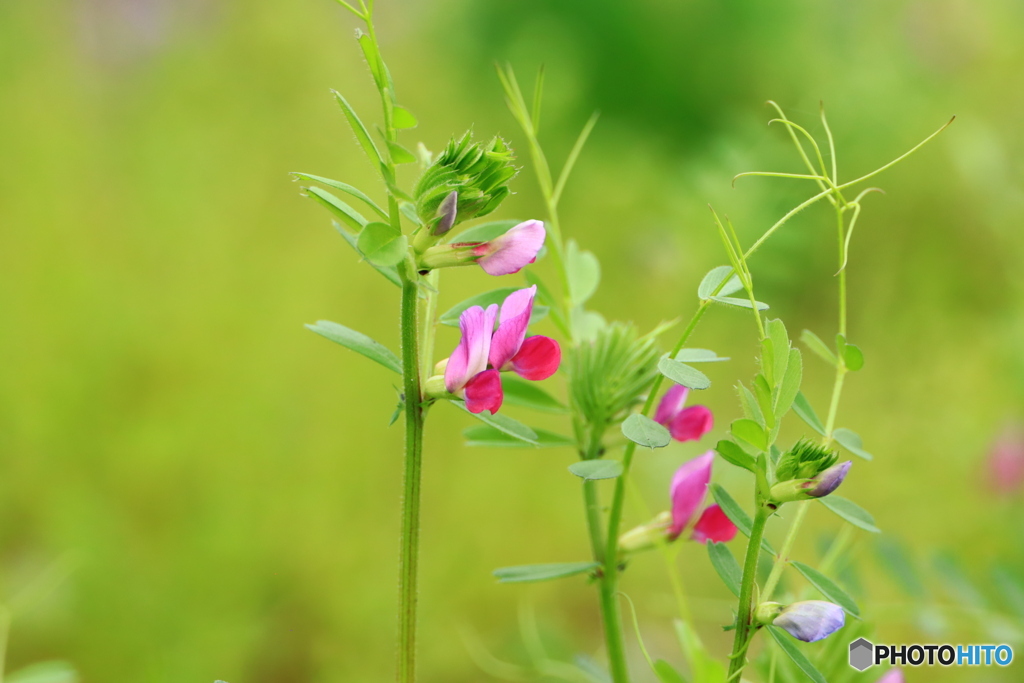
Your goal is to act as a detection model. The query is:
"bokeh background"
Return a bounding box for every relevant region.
[1,0,1023,681]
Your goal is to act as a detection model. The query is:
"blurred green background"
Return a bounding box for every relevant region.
[1,0,1023,681]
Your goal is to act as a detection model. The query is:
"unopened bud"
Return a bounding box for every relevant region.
[618,511,672,554]
[754,601,784,626]
[432,190,458,236]
[423,375,449,400]
[770,461,851,503]
[770,601,846,643]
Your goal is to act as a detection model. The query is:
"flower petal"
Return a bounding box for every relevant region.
[669,405,714,442]
[489,286,536,370]
[464,369,503,414]
[476,220,546,276]
[654,385,689,426]
[808,461,851,498]
[875,671,904,683]
[445,304,497,393]
[510,335,561,381]
[774,601,845,643]
[669,452,714,537]
[690,504,738,544]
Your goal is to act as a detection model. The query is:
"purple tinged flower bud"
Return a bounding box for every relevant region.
[808,461,852,497]
[771,600,846,643]
[432,190,458,236]
[770,461,852,503]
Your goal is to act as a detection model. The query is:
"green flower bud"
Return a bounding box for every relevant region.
[413,133,518,232]
[618,511,672,554]
[754,601,785,626]
[775,439,838,482]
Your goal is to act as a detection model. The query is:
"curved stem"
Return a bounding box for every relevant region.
[397,273,425,683]
[727,505,771,680]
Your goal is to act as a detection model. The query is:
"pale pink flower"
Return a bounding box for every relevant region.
[472,220,546,276]
[988,423,1024,495]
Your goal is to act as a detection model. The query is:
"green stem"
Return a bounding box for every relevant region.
[760,500,809,601]
[0,605,8,683]
[397,273,425,683]
[727,505,771,681]
[420,270,440,379]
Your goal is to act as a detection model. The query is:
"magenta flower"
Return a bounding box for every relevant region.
[668,452,737,543]
[654,385,714,442]
[773,601,846,642]
[988,423,1024,495]
[419,220,546,275]
[442,286,560,414]
[472,220,546,276]
[876,671,904,683]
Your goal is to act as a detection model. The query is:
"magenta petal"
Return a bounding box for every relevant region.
[464,370,503,414]
[669,452,714,537]
[477,220,546,276]
[875,671,904,683]
[445,304,497,393]
[690,505,738,544]
[669,405,714,442]
[510,335,561,380]
[489,286,536,370]
[654,385,689,426]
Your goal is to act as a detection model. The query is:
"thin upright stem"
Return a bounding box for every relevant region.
[397,273,425,683]
[760,501,809,601]
[727,505,771,681]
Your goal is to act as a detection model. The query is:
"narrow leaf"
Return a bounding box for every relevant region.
[731,418,767,452]
[792,561,861,617]
[294,173,388,219]
[453,401,538,444]
[710,484,776,555]
[674,348,730,363]
[306,321,402,374]
[801,329,837,366]
[501,375,568,413]
[736,382,765,427]
[817,495,880,533]
[715,439,756,473]
[305,186,368,231]
[775,348,803,418]
[621,414,671,449]
[494,561,599,583]
[653,660,686,683]
[569,460,623,481]
[393,106,418,129]
[710,296,769,310]
[463,425,573,449]
[386,140,417,164]
[766,626,828,683]
[697,265,742,299]
[767,319,791,388]
[566,240,601,307]
[833,428,873,460]
[843,343,865,371]
[792,392,826,435]
[332,91,384,168]
[658,358,711,390]
[707,542,742,597]
[332,222,401,287]
[357,221,408,267]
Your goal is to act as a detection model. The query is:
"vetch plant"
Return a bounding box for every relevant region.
[299,3,952,681]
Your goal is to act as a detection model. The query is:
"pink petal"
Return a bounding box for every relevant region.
[875,671,904,683]
[669,405,714,442]
[989,424,1024,495]
[654,385,689,426]
[476,220,546,276]
[488,286,536,370]
[444,304,497,393]
[669,452,714,537]
[690,505,737,544]
[510,335,561,381]
[464,369,503,414]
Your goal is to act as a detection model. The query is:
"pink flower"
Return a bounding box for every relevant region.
[988,423,1024,495]
[442,286,560,414]
[668,452,737,543]
[876,671,904,683]
[654,385,714,442]
[472,220,546,276]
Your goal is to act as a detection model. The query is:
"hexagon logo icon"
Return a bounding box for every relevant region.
[849,638,874,671]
